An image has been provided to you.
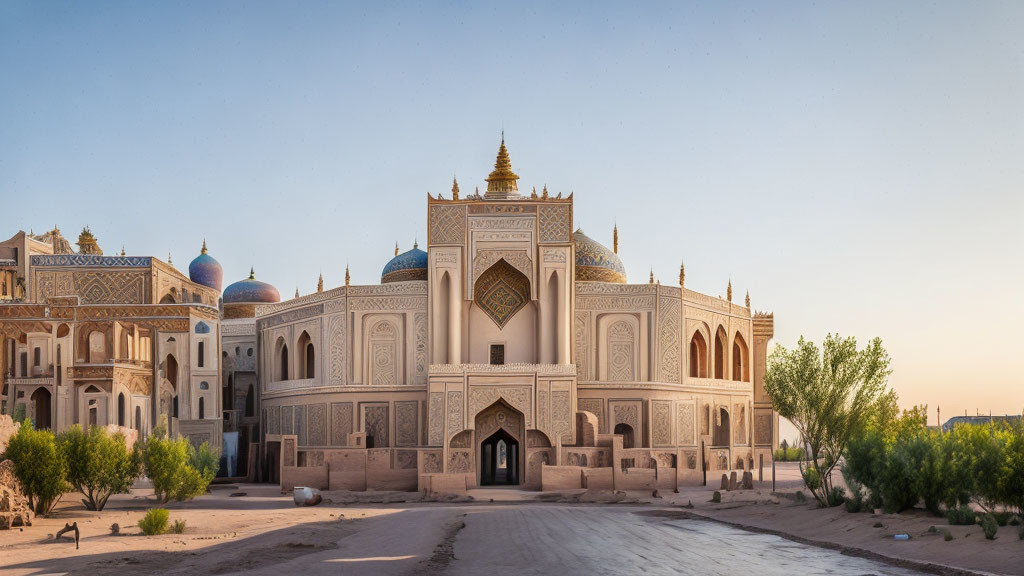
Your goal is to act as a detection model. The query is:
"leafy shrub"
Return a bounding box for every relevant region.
[2,419,70,514]
[946,505,976,525]
[842,468,866,512]
[711,491,721,503]
[872,522,883,528]
[1010,517,1020,526]
[773,446,807,462]
[826,486,846,508]
[944,530,953,541]
[143,433,220,503]
[993,512,1012,527]
[980,513,998,540]
[170,519,186,534]
[58,425,143,511]
[138,508,169,535]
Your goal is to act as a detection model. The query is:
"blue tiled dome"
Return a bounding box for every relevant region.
[574,229,627,283]
[381,244,428,283]
[223,268,281,304]
[188,241,223,291]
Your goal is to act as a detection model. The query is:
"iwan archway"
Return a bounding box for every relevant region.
[475,399,524,487]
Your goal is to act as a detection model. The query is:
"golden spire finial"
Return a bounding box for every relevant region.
[451,175,460,200]
[727,279,733,303]
[395,242,399,256]
[201,238,208,255]
[679,261,685,288]
[649,268,655,284]
[745,290,750,308]
[484,133,520,198]
[413,238,419,250]
[249,267,255,280]
[317,272,324,293]
[542,184,548,199]
[294,286,300,298]
[120,245,126,257]
[613,222,619,254]
[531,186,537,199]
[345,264,350,287]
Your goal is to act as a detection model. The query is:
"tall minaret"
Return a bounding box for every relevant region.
[613,223,619,254]
[317,273,324,293]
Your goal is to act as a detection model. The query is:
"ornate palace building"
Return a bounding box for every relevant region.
[253,138,777,492]
[0,137,778,491]
[0,229,224,449]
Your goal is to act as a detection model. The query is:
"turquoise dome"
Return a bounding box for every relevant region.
[381,244,427,283]
[223,269,281,304]
[188,241,222,291]
[573,229,626,283]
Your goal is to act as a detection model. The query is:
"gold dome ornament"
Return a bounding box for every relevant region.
[317,273,324,293]
[727,279,733,303]
[451,176,460,201]
[649,268,655,284]
[484,132,520,199]
[745,290,750,308]
[345,264,351,287]
[77,226,103,255]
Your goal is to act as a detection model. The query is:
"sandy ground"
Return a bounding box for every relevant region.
[1,464,1020,576]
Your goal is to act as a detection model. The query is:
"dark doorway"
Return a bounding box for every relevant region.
[614,423,635,449]
[480,428,519,486]
[265,441,281,484]
[31,387,51,429]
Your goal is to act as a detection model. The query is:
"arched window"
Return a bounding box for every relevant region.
[32,347,41,367]
[235,346,240,356]
[198,397,205,419]
[614,423,635,449]
[732,333,749,382]
[297,331,314,379]
[194,322,210,334]
[275,337,289,381]
[118,393,126,427]
[199,381,209,390]
[713,407,731,447]
[714,327,727,380]
[688,330,708,378]
[197,341,205,367]
[245,384,255,417]
[88,330,106,363]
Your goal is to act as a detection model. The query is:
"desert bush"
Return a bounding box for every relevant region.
[170,519,186,534]
[711,491,721,503]
[826,486,846,508]
[143,433,220,503]
[2,419,70,514]
[992,512,1012,527]
[946,505,976,525]
[841,468,867,513]
[944,530,953,541]
[980,513,998,540]
[58,425,143,511]
[773,446,807,462]
[138,508,169,535]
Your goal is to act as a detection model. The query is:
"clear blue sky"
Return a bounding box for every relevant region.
[2,1,1022,426]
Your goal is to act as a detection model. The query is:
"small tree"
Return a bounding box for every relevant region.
[144,433,220,503]
[2,419,70,514]
[999,420,1024,514]
[764,334,894,507]
[58,425,143,511]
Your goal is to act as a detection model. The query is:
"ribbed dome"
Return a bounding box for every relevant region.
[188,241,223,291]
[381,244,427,283]
[573,229,627,283]
[223,269,281,304]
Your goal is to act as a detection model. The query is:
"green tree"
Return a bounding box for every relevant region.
[143,432,219,503]
[2,419,70,514]
[57,425,143,511]
[999,420,1024,514]
[764,334,895,507]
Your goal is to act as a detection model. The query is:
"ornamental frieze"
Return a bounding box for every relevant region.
[468,386,532,427]
[347,296,427,312]
[258,304,325,329]
[469,217,535,230]
[575,295,656,311]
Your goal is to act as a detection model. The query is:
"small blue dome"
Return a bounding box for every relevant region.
[382,244,427,283]
[188,242,222,291]
[574,229,627,283]
[223,268,281,304]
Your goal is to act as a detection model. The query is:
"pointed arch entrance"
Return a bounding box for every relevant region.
[474,399,524,487]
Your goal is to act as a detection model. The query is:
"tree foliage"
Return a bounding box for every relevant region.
[143,430,219,503]
[57,425,143,511]
[2,419,70,514]
[764,334,894,507]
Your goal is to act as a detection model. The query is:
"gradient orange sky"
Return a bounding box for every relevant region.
[2,2,1021,429]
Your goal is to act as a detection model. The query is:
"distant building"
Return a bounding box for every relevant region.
[942,414,1021,433]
